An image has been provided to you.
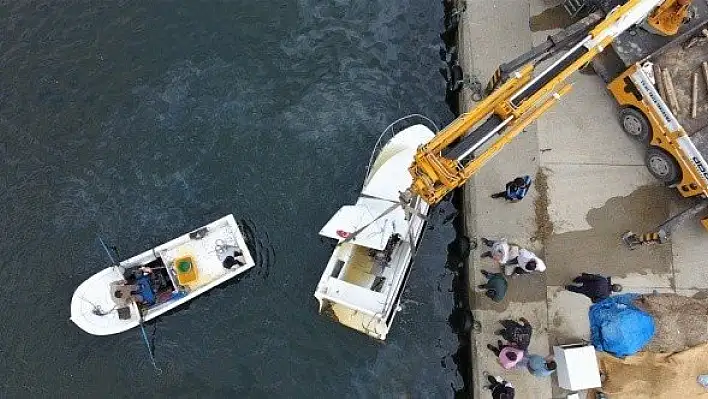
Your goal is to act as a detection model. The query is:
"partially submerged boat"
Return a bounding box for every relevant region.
[71,214,255,336]
[314,117,436,340]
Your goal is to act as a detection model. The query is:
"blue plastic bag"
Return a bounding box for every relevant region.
[589,294,655,357]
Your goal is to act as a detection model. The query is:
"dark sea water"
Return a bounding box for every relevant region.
[0,0,463,397]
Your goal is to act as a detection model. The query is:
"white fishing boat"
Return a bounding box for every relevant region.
[71,214,255,336]
[314,116,437,340]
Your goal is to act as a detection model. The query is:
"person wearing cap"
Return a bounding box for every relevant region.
[491,175,532,202]
[222,249,246,269]
[504,248,546,276]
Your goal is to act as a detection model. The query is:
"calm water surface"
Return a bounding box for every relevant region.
[0,0,463,397]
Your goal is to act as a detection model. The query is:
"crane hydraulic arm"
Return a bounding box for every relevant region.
[407,0,667,205]
[486,9,605,94]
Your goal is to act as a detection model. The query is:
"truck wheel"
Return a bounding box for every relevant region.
[619,107,651,144]
[645,147,681,185]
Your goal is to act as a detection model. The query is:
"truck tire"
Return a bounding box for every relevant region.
[619,107,651,144]
[645,146,681,185]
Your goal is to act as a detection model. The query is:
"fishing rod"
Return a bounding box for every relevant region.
[97,234,162,373]
[98,236,118,266]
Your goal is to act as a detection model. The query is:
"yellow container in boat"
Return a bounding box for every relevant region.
[174,256,197,285]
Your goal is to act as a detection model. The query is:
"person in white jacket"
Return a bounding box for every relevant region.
[480,237,520,265]
[504,248,546,276]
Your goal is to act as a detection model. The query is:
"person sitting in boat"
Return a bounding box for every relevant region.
[222,249,246,269]
[131,292,146,304]
[121,265,153,281]
[125,272,157,306]
[369,233,402,265]
[131,281,157,306]
[110,281,150,306]
[110,282,138,306]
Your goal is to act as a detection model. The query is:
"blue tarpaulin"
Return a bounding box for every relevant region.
[589,293,655,357]
[136,276,156,306]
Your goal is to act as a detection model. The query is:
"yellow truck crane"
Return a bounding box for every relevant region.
[400,0,708,246]
[586,0,708,246]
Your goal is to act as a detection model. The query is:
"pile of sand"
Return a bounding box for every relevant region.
[633,293,708,353]
[597,342,708,398]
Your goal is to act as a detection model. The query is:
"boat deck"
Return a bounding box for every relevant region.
[71,215,255,336]
[157,222,244,291]
[328,302,386,339]
[340,246,378,288]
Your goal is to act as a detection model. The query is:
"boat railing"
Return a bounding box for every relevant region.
[364,114,439,179]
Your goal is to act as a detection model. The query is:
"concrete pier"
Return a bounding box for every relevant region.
[457,0,708,397]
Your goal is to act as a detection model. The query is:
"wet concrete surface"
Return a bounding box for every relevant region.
[533,167,554,246]
[545,185,675,286]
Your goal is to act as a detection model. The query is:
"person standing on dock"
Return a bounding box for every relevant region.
[484,374,515,399]
[479,269,508,302]
[490,175,532,202]
[520,354,557,378]
[479,237,520,265]
[487,339,525,370]
[503,248,546,276]
[496,317,533,350]
[566,273,623,303]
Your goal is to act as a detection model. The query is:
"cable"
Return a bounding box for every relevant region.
[139,314,162,374]
[92,305,117,316]
[80,296,117,316]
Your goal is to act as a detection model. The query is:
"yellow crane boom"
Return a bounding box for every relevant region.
[407,0,671,205]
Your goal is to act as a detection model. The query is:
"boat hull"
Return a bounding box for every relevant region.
[315,218,427,340]
[314,123,435,340]
[70,214,255,336]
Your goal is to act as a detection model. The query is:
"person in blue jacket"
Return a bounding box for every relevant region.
[491,176,532,202]
[520,354,557,377]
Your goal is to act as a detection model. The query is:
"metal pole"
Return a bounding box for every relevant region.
[98,236,118,265]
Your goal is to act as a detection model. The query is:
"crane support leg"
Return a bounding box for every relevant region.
[622,199,708,249]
